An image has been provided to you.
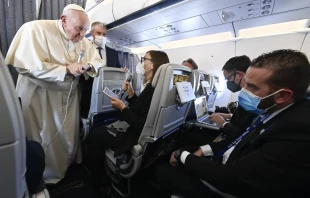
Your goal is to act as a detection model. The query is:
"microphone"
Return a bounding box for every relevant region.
[78,49,91,71]
[121,74,133,98]
[78,49,85,63]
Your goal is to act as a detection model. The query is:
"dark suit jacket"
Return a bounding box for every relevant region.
[221,105,254,137]
[114,84,155,157]
[183,99,310,197]
[209,105,256,155]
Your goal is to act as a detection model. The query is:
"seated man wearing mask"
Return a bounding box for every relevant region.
[157,49,310,198]
[178,56,256,154]
[209,55,256,137]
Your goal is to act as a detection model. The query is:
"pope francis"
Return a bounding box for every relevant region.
[5,4,105,183]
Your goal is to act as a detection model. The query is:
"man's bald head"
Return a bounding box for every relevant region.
[60,5,90,43]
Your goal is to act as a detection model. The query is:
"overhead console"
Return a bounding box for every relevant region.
[85,0,310,52]
[85,0,183,25]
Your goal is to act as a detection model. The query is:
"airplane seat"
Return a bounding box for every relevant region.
[81,67,129,141]
[131,72,142,96]
[0,53,49,197]
[191,69,212,97]
[186,69,212,121]
[104,64,193,197]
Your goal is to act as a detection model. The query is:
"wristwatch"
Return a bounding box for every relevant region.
[174,149,185,162]
[86,63,92,71]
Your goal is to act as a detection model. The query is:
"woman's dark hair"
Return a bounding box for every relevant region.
[147,50,170,83]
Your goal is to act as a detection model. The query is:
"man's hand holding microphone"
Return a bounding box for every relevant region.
[66,49,92,76]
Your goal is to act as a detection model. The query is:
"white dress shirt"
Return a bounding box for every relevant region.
[92,42,107,65]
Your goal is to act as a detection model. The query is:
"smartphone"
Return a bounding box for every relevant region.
[103,87,119,99]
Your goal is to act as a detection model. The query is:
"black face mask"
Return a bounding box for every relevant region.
[226,80,241,92]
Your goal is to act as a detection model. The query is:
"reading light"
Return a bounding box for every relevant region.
[262,0,272,4]
[221,10,235,22]
[262,5,271,10]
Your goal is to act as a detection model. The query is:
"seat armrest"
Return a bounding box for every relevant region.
[131,144,143,157]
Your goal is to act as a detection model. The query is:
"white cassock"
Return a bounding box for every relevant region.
[5,20,105,183]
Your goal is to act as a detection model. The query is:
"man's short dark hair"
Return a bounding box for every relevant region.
[222,55,251,73]
[182,58,198,69]
[251,49,310,99]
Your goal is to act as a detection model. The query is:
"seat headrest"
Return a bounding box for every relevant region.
[151,63,192,88]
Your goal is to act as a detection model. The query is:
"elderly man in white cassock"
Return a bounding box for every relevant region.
[5,4,105,183]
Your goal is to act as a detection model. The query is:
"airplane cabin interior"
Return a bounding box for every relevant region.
[1,0,310,198]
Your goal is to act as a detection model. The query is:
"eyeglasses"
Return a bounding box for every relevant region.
[141,57,152,63]
[225,72,236,81]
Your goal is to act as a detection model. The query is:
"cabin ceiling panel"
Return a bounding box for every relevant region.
[233,8,310,37]
[87,1,115,25]
[115,32,154,45]
[149,23,234,45]
[273,0,310,14]
[118,0,252,34]
[236,33,305,59]
[201,12,223,26]
[107,27,134,40]
[113,0,164,20]
[143,16,208,38]
[125,40,156,48]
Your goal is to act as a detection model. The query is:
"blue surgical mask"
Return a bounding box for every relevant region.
[238,88,283,115]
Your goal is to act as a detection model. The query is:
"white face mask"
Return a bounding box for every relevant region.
[136,62,153,77]
[94,36,107,47]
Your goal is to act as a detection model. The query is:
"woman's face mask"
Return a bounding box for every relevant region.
[136,62,153,77]
[136,55,153,77]
[238,88,283,115]
[94,35,107,47]
[136,62,145,76]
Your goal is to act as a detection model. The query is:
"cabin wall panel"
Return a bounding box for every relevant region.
[301,33,310,59]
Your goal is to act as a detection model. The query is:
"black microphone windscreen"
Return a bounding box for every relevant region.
[126,74,133,82]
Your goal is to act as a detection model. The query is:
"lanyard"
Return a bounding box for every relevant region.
[217,113,271,157]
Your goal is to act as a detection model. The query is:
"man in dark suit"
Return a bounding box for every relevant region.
[209,55,255,138]
[157,49,310,198]
[179,56,256,154]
